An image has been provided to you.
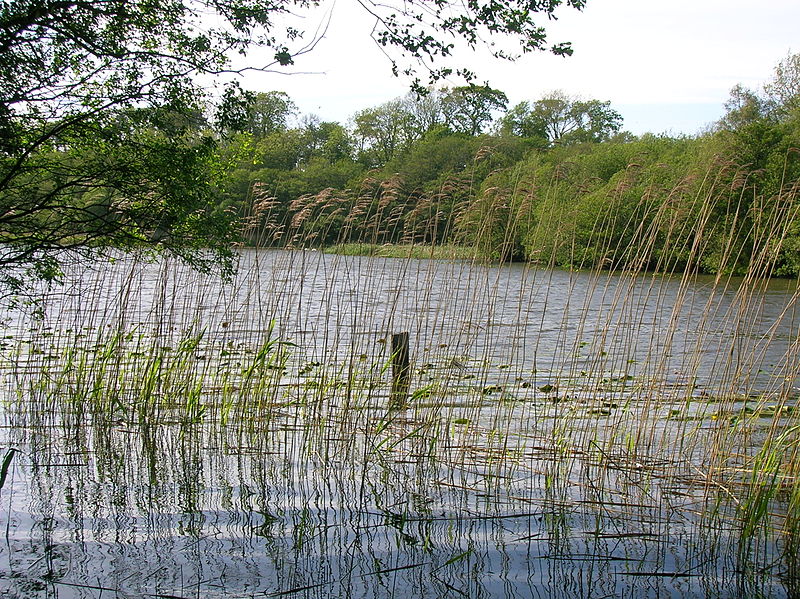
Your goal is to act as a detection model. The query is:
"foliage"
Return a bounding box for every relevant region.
[441,85,509,135]
[300,117,355,163]
[8,0,791,284]
[0,0,588,290]
[0,105,238,290]
[213,54,800,280]
[382,129,481,190]
[765,51,800,115]
[403,90,447,134]
[362,0,587,89]
[502,91,622,145]
[500,102,549,144]
[710,58,800,276]
[216,88,298,138]
[353,100,418,166]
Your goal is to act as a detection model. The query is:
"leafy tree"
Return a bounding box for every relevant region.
[0,0,587,288]
[352,100,417,166]
[216,89,297,138]
[563,99,624,143]
[442,85,509,135]
[500,102,548,143]
[300,117,355,163]
[0,0,309,288]
[0,107,234,289]
[402,89,447,134]
[708,56,800,277]
[376,128,479,192]
[352,90,454,165]
[765,51,800,115]
[502,91,623,145]
[297,156,364,193]
[716,84,769,132]
[718,53,800,133]
[362,0,586,90]
[253,129,307,171]
[715,79,796,195]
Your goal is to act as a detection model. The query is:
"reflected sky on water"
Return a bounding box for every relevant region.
[0,250,798,598]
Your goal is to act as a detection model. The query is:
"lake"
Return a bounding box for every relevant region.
[0,249,798,598]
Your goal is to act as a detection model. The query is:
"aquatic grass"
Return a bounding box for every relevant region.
[737,425,798,567]
[0,447,17,491]
[0,153,799,596]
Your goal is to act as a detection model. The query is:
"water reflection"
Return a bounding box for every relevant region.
[0,250,798,597]
[26,249,800,395]
[2,413,785,598]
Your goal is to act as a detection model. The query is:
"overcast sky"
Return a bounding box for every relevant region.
[237,0,799,135]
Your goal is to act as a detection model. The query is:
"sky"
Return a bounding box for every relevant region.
[237,0,799,136]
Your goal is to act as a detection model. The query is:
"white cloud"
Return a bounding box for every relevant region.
[235,0,800,134]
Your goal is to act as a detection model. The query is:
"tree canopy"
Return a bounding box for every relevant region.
[205,52,800,277]
[442,85,509,135]
[501,91,623,145]
[0,0,588,290]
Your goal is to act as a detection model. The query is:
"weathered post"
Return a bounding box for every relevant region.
[390,332,410,409]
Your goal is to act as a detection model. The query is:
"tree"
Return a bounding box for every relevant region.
[502,91,623,145]
[717,53,800,132]
[402,89,447,135]
[216,89,297,138]
[0,0,587,289]
[442,85,509,135]
[368,0,586,90]
[352,100,416,165]
[764,51,800,115]
[499,102,548,143]
[716,84,768,132]
[0,106,235,290]
[300,117,355,163]
[352,90,451,166]
[253,129,307,171]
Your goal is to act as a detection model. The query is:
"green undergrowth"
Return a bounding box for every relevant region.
[325,243,480,260]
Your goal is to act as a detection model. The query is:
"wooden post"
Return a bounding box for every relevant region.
[390,332,410,409]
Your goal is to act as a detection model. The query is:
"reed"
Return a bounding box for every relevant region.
[0,148,798,598]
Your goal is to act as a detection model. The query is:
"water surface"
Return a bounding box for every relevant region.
[0,250,797,598]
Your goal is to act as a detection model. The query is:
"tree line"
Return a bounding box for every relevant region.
[214,54,800,279]
[0,0,586,292]
[214,85,625,245]
[1,0,798,286]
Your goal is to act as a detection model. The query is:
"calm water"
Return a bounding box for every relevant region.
[31,249,800,392]
[0,250,798,598]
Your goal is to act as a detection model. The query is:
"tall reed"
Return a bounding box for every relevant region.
[0,144,798,597]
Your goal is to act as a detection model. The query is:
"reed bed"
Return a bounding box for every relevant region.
[0,156,798,598]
